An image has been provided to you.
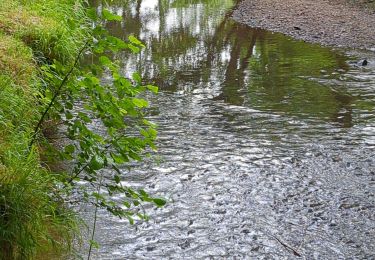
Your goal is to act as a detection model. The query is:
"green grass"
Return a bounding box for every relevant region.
[0,0,88,63]
[0,35,34,85]
[0,0,88,258]
[0,133,79,259]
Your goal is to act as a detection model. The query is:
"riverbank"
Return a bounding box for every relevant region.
[0,0,87,258]
[232,0,375,50]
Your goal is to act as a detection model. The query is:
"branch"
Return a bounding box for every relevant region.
[29,41,90,150]
[270,234,302,257]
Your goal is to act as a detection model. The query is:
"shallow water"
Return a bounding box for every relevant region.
[82,0,375,258]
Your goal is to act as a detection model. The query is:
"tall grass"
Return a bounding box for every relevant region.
[0,0,88,63]
[0,137,79,259]
[0,74,80,258]
[0,0,89,258]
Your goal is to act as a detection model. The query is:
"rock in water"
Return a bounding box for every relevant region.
[359,59,368,66]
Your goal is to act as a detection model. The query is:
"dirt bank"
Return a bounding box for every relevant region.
[232,0,375,50]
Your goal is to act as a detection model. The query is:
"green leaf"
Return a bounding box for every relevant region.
[102,9,122,21]
[111,153,128,164]
[139,189,148,197]
[142,119,157,128]
[123,201,131,208]
[153,198,166,207]
[119,108,128,115]
[114,175,121,184]
[127,216,134,225]
[65,111,73,120]
[78,112,92,123]
[94,45,104,54]
[89,156,104,170]
[128,44,140,54]
[129,151,142,161]
[146,85,158,93]
[99,56,112,67]
[106,36,127,50]
[132,72,142,84]
[128,35,145,47]
[132,98,148,108]
[66,101,73,110]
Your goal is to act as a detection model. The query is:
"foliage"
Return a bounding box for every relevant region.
[0,0,164,258]
[31,5,165,244]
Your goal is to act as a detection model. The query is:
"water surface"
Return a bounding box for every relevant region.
[83,0,375,258]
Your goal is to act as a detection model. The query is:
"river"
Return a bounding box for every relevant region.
[81,0,375,258]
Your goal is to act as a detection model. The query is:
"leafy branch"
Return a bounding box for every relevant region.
[30,7,166,252]
[29,41,90,150]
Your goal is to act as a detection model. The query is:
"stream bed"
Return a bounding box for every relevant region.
[82,0,375,258]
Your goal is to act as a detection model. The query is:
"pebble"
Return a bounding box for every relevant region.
[232,0,375,49]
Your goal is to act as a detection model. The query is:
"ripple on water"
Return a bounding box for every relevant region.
[80,90,375,259]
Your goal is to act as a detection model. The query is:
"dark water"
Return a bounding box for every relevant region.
[82,0,375,258]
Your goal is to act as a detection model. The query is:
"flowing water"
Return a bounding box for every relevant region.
[82,0,375,258]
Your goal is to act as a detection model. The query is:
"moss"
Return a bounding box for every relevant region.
[0,0,87,258]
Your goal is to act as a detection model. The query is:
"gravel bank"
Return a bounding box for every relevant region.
[232,0,375,50]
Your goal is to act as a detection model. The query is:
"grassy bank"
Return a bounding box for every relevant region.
[0,0,88,258]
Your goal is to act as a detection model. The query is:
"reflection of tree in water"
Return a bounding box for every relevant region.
[90,0,356,127]
[331,93,353,128]
[209,18,259,105]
